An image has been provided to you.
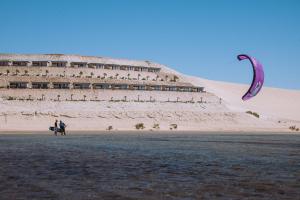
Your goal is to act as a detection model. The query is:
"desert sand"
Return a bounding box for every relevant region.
[0,74,300,133]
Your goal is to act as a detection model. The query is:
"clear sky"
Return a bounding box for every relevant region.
[0,0,299,89]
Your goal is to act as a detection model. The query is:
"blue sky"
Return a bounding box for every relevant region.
[0,0,299,89]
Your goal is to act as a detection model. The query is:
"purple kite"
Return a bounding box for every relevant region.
[237,54,264,101]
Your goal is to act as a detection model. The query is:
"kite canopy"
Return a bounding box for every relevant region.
[237,54,264,101]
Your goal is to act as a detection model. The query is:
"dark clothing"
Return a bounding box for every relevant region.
[59,122,66,135]
[54,121,58,136]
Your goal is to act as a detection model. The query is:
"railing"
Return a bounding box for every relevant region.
[6,81,204,93]
[0,61,161,73]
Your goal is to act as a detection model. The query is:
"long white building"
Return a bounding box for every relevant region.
[0,53,203,93]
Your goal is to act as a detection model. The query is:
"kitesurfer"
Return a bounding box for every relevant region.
[54,119,58,136]
[59,120,66,136]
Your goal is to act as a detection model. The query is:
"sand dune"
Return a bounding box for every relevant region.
[1,73,300,132]
[188,76,300,121]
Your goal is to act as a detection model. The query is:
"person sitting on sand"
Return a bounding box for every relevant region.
[54,119,58,136]
[59,120,66,136]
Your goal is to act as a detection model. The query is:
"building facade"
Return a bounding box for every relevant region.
[0,54,204,93]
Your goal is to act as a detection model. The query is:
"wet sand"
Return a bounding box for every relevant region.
[0,133,299,199]
[0,130,297,135]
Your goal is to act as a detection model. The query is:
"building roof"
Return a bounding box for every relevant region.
[0,53,163,69]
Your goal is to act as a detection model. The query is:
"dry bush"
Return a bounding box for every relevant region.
[135,123,145,130]
[153,124,160,129]
[170,124,178,130]
[289,126,299,131]
[246,111,260,118]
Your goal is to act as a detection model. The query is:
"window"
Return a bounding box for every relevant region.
[32,82,49,89]
[51,62,67,67]
[88,63,96,68]
[93,84,109,89]
[120,66,127,70]
[112,65,120,70]
[53,83,69,89]
[96,64,103,69]
[71,62,87,68]
[32,61,48,67]
[12,61,28,66]
[0,61,10,66]
[9,82,28,89]
[73,83,90,89]
[133,85,145,90]
[113,84,128,90]
[169,87,177,91]
[180,87,189,92]
[104,65,112,70]
[153,85,161,90]
[197,87,204,92]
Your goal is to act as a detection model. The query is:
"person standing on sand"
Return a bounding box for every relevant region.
[59,120,66,136]
[54,119,58,136]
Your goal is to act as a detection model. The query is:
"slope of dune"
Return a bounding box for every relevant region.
[1,62,300,132]
[187,76,300,121]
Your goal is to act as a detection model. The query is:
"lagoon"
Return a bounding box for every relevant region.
[0,133,299,199]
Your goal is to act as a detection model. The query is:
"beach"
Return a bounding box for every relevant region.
[1,76,300,133]
[1,1,299,200]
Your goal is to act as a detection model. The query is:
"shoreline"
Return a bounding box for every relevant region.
[0,129,298,135]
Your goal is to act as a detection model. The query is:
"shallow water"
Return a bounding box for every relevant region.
[0,133,299,200]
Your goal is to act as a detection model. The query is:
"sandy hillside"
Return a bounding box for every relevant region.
[188,76,300,121]
[1,73,300,132]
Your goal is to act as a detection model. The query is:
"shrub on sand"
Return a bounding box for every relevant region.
[289,126,299,131]
[246,111,260,118]
[170,124,178,130]
[7,96,16,100]
[153,124,160,130]
[135,123,145,130]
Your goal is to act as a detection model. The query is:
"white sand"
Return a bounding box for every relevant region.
[188,76,300,120]
[1,75,300,133]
